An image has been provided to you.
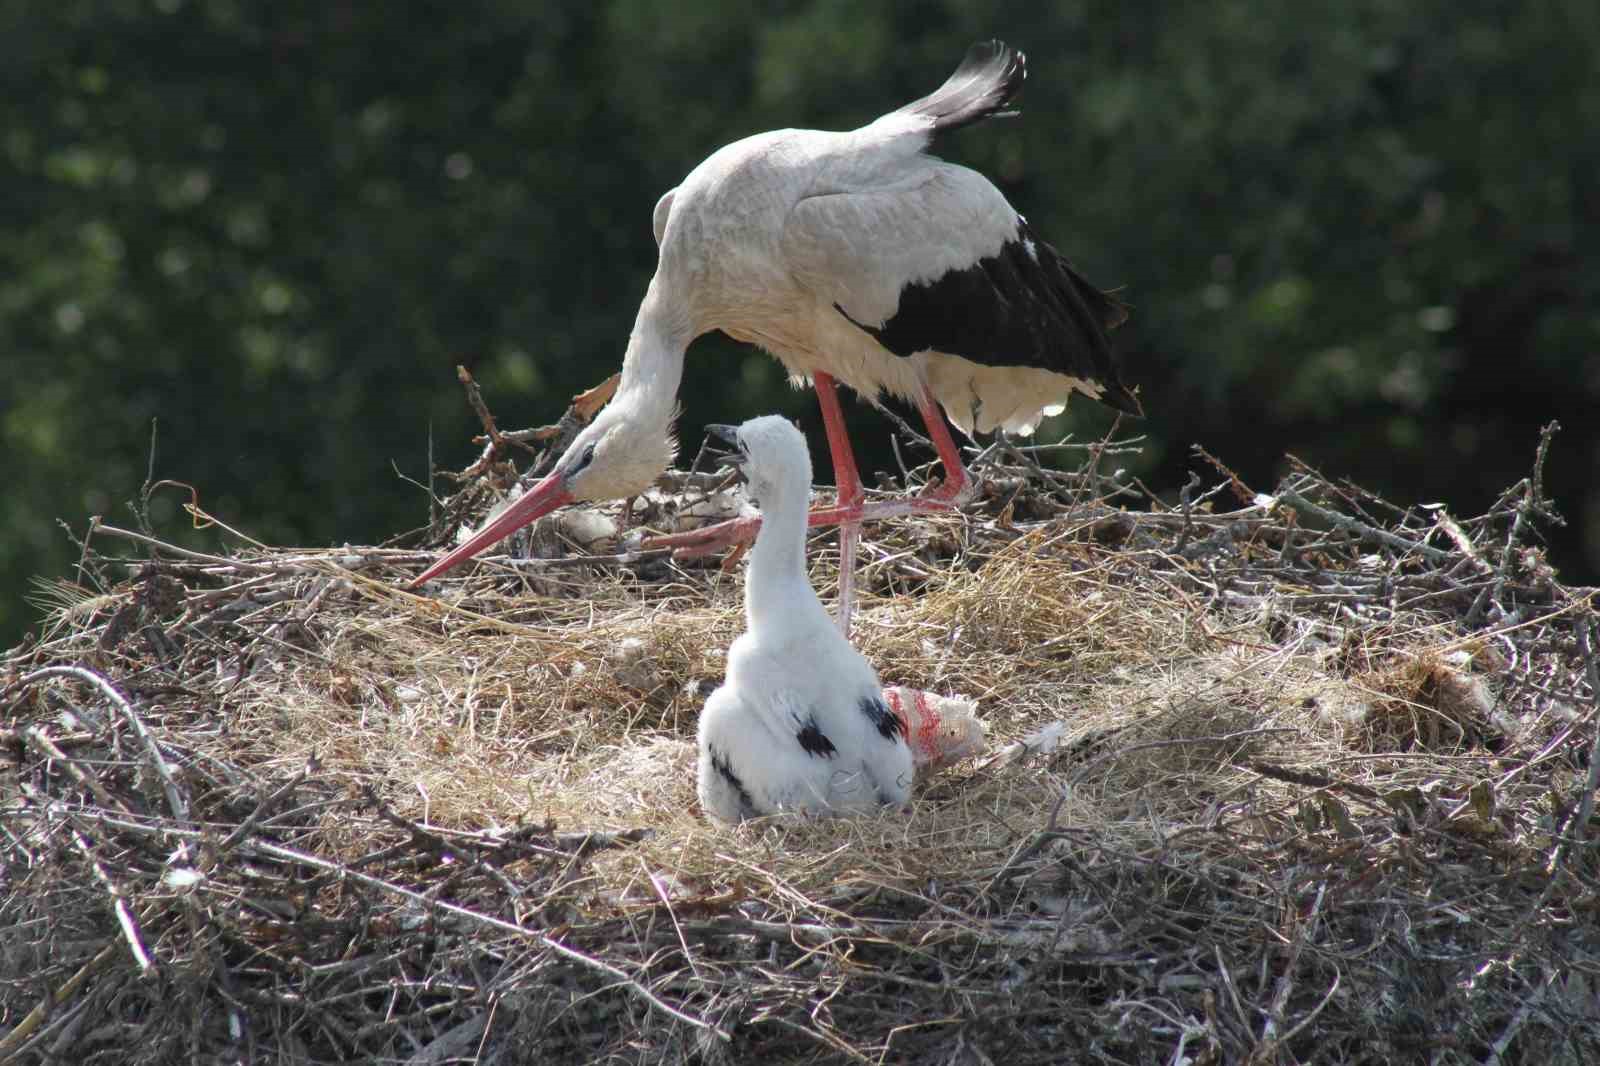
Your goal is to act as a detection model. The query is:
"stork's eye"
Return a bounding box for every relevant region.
[572,443,597,473]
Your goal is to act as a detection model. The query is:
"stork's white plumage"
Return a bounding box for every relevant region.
[695,415,912,822]
[410,41,1137,632]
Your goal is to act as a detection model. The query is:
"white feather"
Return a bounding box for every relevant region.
[697,416,913,822]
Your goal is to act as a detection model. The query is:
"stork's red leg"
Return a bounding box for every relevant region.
[812,372,864,635]
[914,386,972,505]
[811,371,865,512]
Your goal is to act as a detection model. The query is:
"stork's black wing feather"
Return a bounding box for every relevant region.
[837,218,1140,416]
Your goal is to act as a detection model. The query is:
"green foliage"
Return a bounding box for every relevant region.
[3,0,1596,647]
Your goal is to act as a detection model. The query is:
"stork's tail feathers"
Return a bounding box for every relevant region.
[897,40,1026,136]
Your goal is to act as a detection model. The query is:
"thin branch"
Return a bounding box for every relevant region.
[0,943,121,1061]
[87,524,277,574]
[217,759,316,853]
[458,365,504,447]
[6,665,191,823]
[1567,614,1600,853]
[131,417,160,539]
[240,837,729,1041]
[19,725,129,813]
[1277,970,1341,1045]
[1066,726,1298,787]
[1191,443,1257,505]
[1255,882,1327,1055]
[1174,471,1203,554]
[496,548,674,571]
[1483,967,1556,1066]
[1276,486,1452,565]
[68,826,155,977]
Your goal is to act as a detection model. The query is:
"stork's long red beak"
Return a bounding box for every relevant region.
[408,473,574,588]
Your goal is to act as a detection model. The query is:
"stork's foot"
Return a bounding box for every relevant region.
[915,444,977,507]
[643,498,856,559]
[911,473,975,510]
[642,515,764,559]
[841,473,975,525]
[643,480,972,563]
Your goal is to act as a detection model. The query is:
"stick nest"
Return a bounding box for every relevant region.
[4,410,1598,1064]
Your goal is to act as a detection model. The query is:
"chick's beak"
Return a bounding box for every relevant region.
[705,424,741,449]
[704,424,747,481]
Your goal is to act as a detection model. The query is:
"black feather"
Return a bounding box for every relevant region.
[708,744,757,818]
[896,40,1027,138]
[796,716,838,758]
[859,696,906,742]
[836,217,1140,416]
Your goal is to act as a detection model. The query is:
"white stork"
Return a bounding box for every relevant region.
[694,415,912,822]
[410,41,1138,631]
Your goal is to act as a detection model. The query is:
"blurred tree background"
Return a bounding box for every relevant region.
[2,0,1596,648]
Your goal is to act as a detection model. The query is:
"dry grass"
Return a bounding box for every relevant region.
[3,425,1599,1064]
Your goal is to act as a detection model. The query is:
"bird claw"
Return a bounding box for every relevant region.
[916,472,975,510]
[642,516,764,559]
[644,480,968,563]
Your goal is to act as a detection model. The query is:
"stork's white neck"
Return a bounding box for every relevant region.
[616,278,693,429]
[744,479,822,634]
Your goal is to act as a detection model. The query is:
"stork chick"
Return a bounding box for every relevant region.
[696,415,911,822]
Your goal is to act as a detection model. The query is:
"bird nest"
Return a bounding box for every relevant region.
[3,397,1598,1064]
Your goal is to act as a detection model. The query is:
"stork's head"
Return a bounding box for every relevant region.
[562,396,679,503]
[706,415,812,513]
[409,394,675,587]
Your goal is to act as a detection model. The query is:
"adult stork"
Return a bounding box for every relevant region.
[410,40,1138,631]
[695,415,912,821]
